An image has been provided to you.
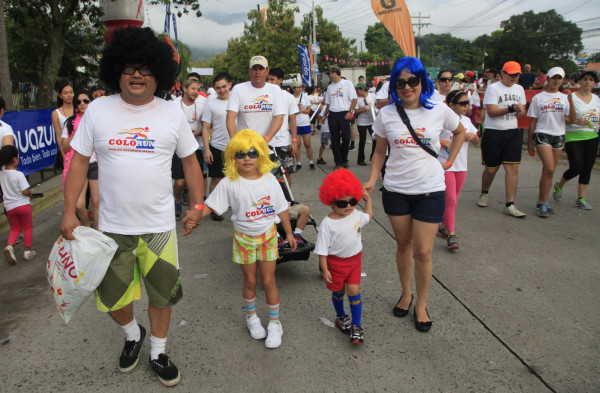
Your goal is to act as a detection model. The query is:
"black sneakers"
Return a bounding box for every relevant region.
[349,324,364,344]
[334,314,351,335]
[149,354,181,387]
[119,325,146,373]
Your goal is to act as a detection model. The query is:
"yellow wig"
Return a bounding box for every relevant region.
[223,129,277,180]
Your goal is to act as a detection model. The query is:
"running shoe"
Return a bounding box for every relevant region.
[349,324,364,344]
[446,235,459,250]
[246,314,267,339]
[316,158,327,165]
[149,354,180,387]
[575,198,592,210]
[437,226,449,239]
[293,234,306,247]
[348,143,356,151]
[309,162,315,170]
[536,201,555,214]
[4,246,16,265]
[277,236,289,251]
[334,315,352,335]
[23,250,37,261]
[477,193,488,207]
[552,183,563,201]
[295,163,302,171]
[265,322,283,349]
[119,325,146,373]
[536,202,549,218]
[503,204,526,218]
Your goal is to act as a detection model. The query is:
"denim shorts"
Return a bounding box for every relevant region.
[533,132,565,149]
[382,189,445,223]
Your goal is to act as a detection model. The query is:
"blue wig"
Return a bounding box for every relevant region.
[388,57,435,109]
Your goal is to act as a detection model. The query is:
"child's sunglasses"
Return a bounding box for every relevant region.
[75,99,90,105]
[333,198,359,208]
[235,148,259,160]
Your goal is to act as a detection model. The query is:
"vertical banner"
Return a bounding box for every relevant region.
[172,14,178,51]
[298,45,312,86]
[164,3,170,35]
[371,0,416,57]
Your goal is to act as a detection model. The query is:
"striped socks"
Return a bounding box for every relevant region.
[266,302,280,324]
[244,295,257,318]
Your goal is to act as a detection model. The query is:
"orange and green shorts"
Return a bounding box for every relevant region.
[95,229,182,312]
[232,225,278,264]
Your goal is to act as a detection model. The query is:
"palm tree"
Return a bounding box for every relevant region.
[0,0,14,110]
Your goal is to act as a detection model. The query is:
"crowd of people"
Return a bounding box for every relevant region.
[0,25,598,388]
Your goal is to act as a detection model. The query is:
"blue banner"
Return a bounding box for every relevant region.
[298,45,312,86]
[3,109,58,176]
[172,14,179,51]
[164,3,171,35]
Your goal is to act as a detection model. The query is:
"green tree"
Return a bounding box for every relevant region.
[419,33,480,71]
[0,0,13,109]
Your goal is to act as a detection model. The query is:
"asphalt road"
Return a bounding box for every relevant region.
[1,135,598,392]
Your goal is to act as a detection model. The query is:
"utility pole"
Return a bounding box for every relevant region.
[411,12,430,59]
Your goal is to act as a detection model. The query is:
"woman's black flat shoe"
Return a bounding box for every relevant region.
[392,293,413,318]
[414,308,432,333]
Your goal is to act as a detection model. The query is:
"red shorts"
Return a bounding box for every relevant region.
[326,252,362,292]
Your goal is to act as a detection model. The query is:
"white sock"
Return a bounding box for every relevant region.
[309,160,314,164]
[121,318,141,342]
[150,335,167,360]
[294,228,303,235]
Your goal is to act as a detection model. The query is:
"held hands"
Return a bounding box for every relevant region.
[362,189,371,203]
[575,118,593,128]
[363,181,376,193]
[344,112,352,121]
[441,161,451,171]
[181,209,203,236]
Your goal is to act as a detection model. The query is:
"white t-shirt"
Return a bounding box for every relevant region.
[61,123,98,163]
[71,94,198,235]
[175,96,205,148]
[0,169,30,211]
[294,93,311,127]
[325,80,357,112]
[205,173,288,236]
[356,93,376,126]
[0,120,15,146]
[565,94,600,133]
[309,93,322,112]
[314,209,370,258]
[376,81,390,100]
[226,81,286,136]
[201,97,230,151]
[269,90,299,148]
[527,91,571,136]
[431,90,445,103]
[483,82,526,130]
[372,102,460,194]
[438,115,478,172]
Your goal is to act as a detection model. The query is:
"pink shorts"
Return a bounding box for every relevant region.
[326,252,362,292]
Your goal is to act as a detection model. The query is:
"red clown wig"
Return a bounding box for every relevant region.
[319,169,364,205]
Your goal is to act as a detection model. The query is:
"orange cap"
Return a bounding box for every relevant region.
[502,61,522,74]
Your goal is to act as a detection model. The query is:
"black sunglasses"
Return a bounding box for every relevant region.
[456,101,470,106]
[333,198,359,208]
[235,148,259,160]
[395,76,421,89]
[439,77,453,82]
[76,98,90,105]
[122,65,153,76]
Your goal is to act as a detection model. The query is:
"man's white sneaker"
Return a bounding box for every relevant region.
[265,322,283,349]
[246,314,266,339]
[503,204,526,218]
[477,193,488,207]
[4,246,16,265]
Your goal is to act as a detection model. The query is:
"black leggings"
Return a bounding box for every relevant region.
[357,125,372,163]
[562,138,599,184]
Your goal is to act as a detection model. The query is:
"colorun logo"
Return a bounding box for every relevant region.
[393,127,432,147]
[108,127,155,150]
[244,95,273,111]
[540,98,565,112]
[246,196,276,218]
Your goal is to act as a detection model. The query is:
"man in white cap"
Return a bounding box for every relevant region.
[226,55,285,141]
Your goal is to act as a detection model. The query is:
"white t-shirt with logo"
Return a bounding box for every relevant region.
[356,93,376,126]
[0,169,30,211]
[483,82,526,130]
[309,93,322,112]
[373,102,460,194]
[71,94,198,235]
[314,209,370,258]
[438,115,478,172]
[227,81,286,136]
[527,91,570,136]
[174,96,205,149]
[201,97,230,151]
[205,173,288,236]
[565,94,600,134]
[431,90,446,103]
[325,79,357,112]
[269,90,299,148]
[0,120,15,146]
[294,93,311,127]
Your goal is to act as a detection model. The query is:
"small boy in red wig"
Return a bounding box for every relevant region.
[314,169,372,344]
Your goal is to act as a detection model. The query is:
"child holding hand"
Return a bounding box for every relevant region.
[186,129,296,349]
[0,145,36,265]
[314,169,372,344]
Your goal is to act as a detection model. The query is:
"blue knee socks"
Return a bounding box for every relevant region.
[348,294,362,326]
[332,291,346,317]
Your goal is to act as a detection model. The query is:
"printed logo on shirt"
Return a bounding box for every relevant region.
[540,98,566,112]
[392,127,432,148]
[243,95,274,112]
[108,127,156,153]
[331,88,344,98]
[245,196,276,221]
[582,109,599,127]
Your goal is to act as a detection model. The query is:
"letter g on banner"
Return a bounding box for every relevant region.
[381,0,396,8]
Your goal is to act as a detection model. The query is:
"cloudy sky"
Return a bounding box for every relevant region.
[142,0,600,58]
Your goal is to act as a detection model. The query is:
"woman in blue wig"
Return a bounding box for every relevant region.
[364,57,465,332]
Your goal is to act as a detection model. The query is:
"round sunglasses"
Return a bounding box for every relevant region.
[333,198,359,208]
[234,148,259,160]
[395,76,421,89]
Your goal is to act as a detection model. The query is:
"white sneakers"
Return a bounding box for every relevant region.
[23,250,37,261]
[265,322,283,349]
[4,246,16,265]
[477,193,488,207]
[246,314,267,339]
[246,315,283,348]
[503,204,526,218]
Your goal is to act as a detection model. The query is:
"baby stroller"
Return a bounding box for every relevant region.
[269,148,318,264]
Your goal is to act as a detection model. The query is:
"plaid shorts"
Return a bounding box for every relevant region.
[320,131,330,146]
[232,225,278,264]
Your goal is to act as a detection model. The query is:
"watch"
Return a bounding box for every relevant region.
[507,104,515,113]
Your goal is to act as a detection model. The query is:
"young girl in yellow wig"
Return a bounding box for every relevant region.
[188,129,296,348]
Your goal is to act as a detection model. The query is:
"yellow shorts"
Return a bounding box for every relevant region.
[232,225,278,264]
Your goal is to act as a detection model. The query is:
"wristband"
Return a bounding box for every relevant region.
[192,204,205,211]
[507,104,515,113]
[292,138,298,142]
[445,160,453,168]
[264,135,271,142]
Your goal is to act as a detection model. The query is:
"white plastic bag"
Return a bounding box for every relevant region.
[46,226,118,324]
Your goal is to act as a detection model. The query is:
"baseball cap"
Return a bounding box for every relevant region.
[465,71,475,78]
[502,61,522,74]
[455,73,464,80]
[291,80,302,88]
[355,82,367,90]
[249,55,268,68]
[547,67,565,78]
